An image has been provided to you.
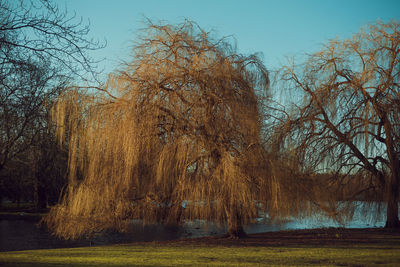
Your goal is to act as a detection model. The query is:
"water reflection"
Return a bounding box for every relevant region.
[0,220,185,252]
[0,203,390,252]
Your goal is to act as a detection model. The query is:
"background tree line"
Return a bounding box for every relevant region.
[0,0,398,238]
[0,0,102,209]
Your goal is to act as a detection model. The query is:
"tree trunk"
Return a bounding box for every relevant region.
[227,209,247,239]
[385,171,400,228]
[34,175,47,211]
[227,223,246,239]
[382,117,400,229]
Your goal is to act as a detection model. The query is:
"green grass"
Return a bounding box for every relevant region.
[1,242,400,266]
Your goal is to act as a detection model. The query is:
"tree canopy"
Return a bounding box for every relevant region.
[45,20,319,239]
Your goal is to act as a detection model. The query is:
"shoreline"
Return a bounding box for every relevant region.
[0,212,45,221]
[157,227,400,247]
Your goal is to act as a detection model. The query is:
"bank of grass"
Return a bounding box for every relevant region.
[1,243,399,266]
[1,228,400,266]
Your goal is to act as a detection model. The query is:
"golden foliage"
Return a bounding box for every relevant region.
[44,20,317,239]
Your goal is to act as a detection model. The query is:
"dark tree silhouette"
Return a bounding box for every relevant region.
[0,0,103,208]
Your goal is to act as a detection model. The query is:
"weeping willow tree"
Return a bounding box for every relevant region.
[278,21,400,228]
[45,20,317,239]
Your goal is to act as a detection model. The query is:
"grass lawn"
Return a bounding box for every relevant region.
[1,228,400,266]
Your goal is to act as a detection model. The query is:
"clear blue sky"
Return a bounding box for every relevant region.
[62,0,400,80]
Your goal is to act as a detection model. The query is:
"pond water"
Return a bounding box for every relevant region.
[0,202,391,252]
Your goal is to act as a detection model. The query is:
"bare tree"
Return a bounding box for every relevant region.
[0,0,101,79]
[0,0,102,172]
[279,21,400,228]
[43,20,318,239]
[0,0,103,207]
